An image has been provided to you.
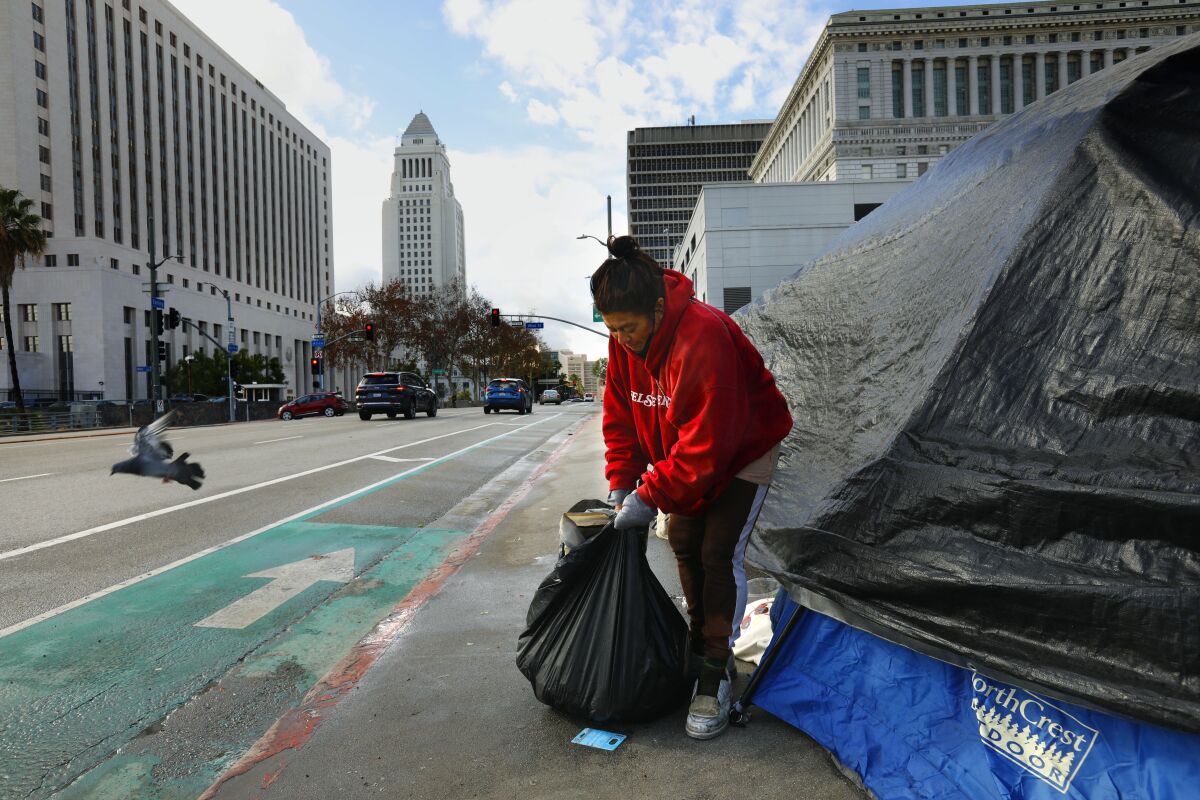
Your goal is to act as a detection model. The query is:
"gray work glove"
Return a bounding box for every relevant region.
[613,490,657,530]
[607,488,632,509]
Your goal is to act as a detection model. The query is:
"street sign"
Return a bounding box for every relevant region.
[136,365,151,373]
[311,338,325,348]
[524,321,545,329]
[151,297,165,310]
[431,368,446,375]
[313,348,323,359]
[593,305,603,323]
[227,343,239,354]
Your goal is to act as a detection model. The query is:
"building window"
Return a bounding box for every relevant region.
[978,60,992,114]
[38,146,50,164]
[723,287,751,314]
[1139,27,1149,38]
[912,67,925,115]
[124,306,135,324]
[1071,32,1082,42]
[1000,60,1014,113]
[21,304,38,321]
[861,164,873,180]
[1026,34,1036,44]
[37,117,49,135]
[917,162,929,176]
[958,38,968,47]
[1004,35,1013,45]
[918,144,929,155]
[67,253,79,266]
[897,163,908,179]
[32,2,44,22]
[35,61,46,79]
[857,67,871,99]
[43,254,56,267]
[24,336,39,353]
[40,202,52,220]
[933,62,947,116]
[40,174,51,191]
[857,43,867,52]
[955,64,968,114]
[1094,30,1104,41]
[980,36,990,46]
[1178,25,1187,35]
[33,31,45,51]
[36,89,47,107]
[1045,57,1059,93]
[897,145,907,156]
[858,105,871,119]
[53,303,71,321]
[1049,33,1058,43]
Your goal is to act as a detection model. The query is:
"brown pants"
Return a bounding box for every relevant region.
[667,478,769,661]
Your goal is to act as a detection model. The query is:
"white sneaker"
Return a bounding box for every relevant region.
[685,677,731,740]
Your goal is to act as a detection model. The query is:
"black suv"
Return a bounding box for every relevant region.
[355,372,438,420]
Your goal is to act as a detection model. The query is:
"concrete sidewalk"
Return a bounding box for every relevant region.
[211,414,865,800]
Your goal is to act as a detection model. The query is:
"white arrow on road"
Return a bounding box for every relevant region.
[195,548,356,629]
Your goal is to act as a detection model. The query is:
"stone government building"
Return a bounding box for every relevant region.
[751,0,1200,184]
[0,0,334,402]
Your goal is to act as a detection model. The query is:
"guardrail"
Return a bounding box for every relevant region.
[0,410,105,436]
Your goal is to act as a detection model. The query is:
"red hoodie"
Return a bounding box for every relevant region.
[603,271,793,516]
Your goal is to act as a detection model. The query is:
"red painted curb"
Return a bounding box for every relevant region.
[200,413,598,799]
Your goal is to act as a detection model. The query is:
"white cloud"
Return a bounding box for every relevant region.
[526,98,561,125]
[498,80,519,102]
[450,145,623,358]
[444,0,829,142]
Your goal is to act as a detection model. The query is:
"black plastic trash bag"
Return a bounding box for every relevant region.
[516,522,690,722]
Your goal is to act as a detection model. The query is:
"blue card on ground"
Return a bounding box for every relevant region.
[572,728,626,751]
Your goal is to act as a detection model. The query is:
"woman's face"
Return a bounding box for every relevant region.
[602,299,664,354]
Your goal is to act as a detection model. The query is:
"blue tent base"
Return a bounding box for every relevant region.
[746,598,1200,800]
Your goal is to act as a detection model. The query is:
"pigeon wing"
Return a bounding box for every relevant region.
[131,411,175,459]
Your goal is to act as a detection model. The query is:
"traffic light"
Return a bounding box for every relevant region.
[167,307,181,330]
[156,341,169,362]
[153,309,164,336]
[490,308,500,328]
[364,322,375,342]
[310,356,322,375]
[229,358,239,381]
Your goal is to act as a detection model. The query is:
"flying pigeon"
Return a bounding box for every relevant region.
[110,412,205,490]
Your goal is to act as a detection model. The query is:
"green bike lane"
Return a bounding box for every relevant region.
[0,411,582,799]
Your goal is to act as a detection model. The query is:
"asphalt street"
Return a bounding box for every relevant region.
[0,403,600,799]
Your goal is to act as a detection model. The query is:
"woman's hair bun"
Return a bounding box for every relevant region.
[606,235,641,260]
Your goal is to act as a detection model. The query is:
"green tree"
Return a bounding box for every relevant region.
[591,357,608,386]
[165,350,229,396]
[0,187,48,411]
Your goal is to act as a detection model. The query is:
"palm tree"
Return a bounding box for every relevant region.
[0,187,48,411]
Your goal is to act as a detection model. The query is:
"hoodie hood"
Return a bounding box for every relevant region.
[640,270,695,375]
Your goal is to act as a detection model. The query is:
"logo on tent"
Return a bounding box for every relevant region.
[970,672,1099,793]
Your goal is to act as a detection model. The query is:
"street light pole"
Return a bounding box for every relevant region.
[198,282,236,424]
[317,290,361,393]
[147,253,181,418]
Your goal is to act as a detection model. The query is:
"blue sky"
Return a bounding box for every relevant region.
[174,0,968,357]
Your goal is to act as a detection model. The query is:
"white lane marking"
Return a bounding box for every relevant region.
[0,422,500,563]
[369,455,435,463]
[0,413,563,639]
[253,435,303,445]
[195,548,356,629]
[0,472,55,483]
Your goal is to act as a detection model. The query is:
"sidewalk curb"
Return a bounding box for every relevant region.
[0,417,278,445]
[200,413,600,799]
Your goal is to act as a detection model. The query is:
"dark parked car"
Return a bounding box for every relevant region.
[483,378,533,415]
[278,392,350,420]
[355,372,438,420]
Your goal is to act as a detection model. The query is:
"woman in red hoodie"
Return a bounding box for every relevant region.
[593,235,793,740]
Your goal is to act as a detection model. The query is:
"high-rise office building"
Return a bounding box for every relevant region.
[382,112,466,295]
[626,121,772,269]
[750,0,1200,184]
[0,0,334,401]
